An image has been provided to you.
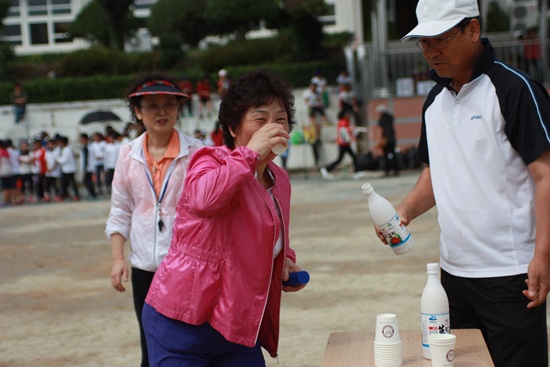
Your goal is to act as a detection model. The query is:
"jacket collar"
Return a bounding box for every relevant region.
[129,129,195,162]
[430,38,495,89]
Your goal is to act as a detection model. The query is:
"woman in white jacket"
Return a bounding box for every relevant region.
[105,74,202,367]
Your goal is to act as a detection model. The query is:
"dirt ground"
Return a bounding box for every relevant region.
[1,170,547,367]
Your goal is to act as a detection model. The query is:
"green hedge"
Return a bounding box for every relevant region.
[0,75,135,105]
[0,61,341,105]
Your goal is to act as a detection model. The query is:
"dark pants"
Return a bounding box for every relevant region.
[325,145,358,172]
[142,304,265,367]
[20,173,33,197]
[59,172,79,199]
[383,141,399,175]
[95,164,104,194]
[441,269,548,367]
[44,176,59,197]
[132,268,155,367]
[311,140,322,167]
[14,105,25,123]
[82,171,97,198]
[105,169,115,194]
[34,173,45,199]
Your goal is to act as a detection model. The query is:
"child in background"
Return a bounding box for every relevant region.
[320,110,366,180]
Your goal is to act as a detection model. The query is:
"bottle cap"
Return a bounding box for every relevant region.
[361,182,373,194]
[427,263,440,273]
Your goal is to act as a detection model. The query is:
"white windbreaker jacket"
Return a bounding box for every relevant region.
[105,130,203,271]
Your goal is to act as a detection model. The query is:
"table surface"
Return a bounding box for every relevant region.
[322,329,494,367]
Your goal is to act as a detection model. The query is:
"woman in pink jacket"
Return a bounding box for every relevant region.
[143,70,307,366]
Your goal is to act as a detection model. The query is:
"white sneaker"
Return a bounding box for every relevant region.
[353,171,368,180]
[320,167,334,180]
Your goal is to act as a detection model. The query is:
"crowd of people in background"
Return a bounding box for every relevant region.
[177,69,232,120]
[1,67,410,206]
[0,122,141,207]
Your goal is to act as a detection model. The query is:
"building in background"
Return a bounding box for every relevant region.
[2,0,376,56]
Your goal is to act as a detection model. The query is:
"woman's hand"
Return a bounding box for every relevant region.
[111,257,128,292]
[247,124,289,161]
[282,257,307,292]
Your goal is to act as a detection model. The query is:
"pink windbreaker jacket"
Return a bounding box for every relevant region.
[145,145,297,358]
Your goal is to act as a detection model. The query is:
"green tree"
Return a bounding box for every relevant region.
[148,0,210,48]
[283,0,327,61]
[204,0,280,39]
[0,0,14,81]
[69,1,111,47]
[485,1,510,32]
[95,0,137,51]
[70,0,139,51]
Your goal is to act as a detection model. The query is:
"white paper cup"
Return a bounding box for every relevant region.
[428,334,456,367]
[375,313,401,343]
[271,143,287,155]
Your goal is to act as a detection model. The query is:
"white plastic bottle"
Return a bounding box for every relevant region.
[361,182,414,255]
[420,263,450,359]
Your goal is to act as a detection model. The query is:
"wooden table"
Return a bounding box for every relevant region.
[322,329,494,366]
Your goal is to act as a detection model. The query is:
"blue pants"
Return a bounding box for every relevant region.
[142,303,266,367]
[441,269,548,367]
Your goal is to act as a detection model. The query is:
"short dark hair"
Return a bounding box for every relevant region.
[458,16,483,32]
[218,70,297,149]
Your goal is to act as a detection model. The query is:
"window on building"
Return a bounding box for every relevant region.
[30,23,49,44]
[28,0,48,16]
[3,24,22,45]
[52,0,71,15]
[134,0,156,10]
[319,3,336,27]
[9,0,20,17]
[54,22,71,43]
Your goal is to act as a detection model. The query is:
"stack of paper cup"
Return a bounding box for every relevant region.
[428,334,456,367]
[373,313,402,367]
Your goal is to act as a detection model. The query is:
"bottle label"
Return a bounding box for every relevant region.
[421,312,450,349]
[377,214,411,248]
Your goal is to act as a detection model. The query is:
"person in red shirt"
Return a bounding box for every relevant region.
[178,76,194,117]
[196,74,213,119]
[320,110,365,180]
[523,28,543,81]
[210,120,224,146]
[32,138,48,202]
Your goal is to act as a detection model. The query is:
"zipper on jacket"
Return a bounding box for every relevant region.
[144,162,174,269]
[253,174,284,347]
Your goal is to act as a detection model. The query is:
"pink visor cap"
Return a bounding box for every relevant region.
[128,80,189,98]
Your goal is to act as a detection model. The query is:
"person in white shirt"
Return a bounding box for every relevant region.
[90,132,106,195]
[44,138,61,200]
[56,136,80,201]
[103,132,121,195]
[17,140,34,201]
[303,83,328,167]
[79,133,97,200]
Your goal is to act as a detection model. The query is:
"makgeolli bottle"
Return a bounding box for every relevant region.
[420,262,450,359]
[361,182,414,255]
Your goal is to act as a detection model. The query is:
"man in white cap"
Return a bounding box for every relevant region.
[376,1,550,366]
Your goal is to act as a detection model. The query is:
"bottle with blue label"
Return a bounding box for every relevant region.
[361,182,414,255]
[420,263,450,359]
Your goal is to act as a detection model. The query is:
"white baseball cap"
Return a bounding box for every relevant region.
[400,0,480,43]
